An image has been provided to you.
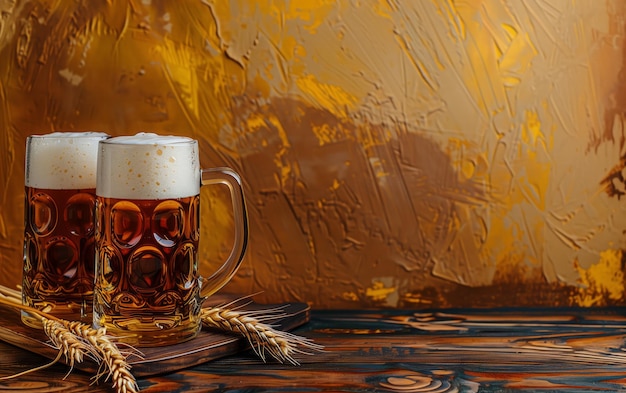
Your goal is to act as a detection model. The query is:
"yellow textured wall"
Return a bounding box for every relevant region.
[1,0,626,308]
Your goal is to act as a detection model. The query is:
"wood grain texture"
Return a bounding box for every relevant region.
[3,307,626,392]
[0,294,310,377]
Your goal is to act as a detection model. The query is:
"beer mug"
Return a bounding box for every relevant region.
[93,133,248,346]
[22,132,110,327]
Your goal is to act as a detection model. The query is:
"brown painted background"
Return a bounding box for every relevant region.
[1,0,626,309]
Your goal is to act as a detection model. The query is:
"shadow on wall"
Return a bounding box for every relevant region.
[229,96,568,308]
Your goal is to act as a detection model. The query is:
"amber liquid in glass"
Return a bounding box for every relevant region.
[22,187,97,327]
[93,195,202,347]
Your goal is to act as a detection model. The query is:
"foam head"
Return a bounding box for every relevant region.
[97,132,200,199]
[25,132,110,189]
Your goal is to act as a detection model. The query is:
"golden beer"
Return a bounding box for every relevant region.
[94,195,201,343]
[22,132,109,327]
[93,133,247,347]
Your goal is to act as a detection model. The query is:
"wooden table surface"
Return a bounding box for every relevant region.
[2,307,626,392]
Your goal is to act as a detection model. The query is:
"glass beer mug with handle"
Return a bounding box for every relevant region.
[22,132,110,327]
[93,133,248,347]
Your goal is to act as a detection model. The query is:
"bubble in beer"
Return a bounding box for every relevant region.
[129,246,166,291]
[29,192,57,235]
[98,245,123,290]
[173,242,196,290]
[111,201,143,248]
[152,200,184,247]
[45,237,78,278]
[65,193,96,236]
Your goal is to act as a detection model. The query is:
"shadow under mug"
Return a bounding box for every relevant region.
[93,134,248,347]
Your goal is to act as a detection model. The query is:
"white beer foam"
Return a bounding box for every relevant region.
[25,132,109,189]
[97,132,200,199]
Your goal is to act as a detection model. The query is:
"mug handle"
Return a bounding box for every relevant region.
[198,167,248,299]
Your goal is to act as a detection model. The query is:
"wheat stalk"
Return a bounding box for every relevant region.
[59,317,139,393]
[87,329,139,393]
[0,288,138,393]
[41,318,94,370]
[0,284,322,390]
[201,302,323,365]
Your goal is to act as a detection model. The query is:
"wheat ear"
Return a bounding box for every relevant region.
[56,318,139,393]
[41,318,95,371]
[0,288,138,393]
[87,329,139,393]
[201,304,323,365]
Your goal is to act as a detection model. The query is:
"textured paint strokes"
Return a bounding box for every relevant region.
[480,109,552,282]
[574,249,625,307]
[296,74,358,119]
[0,1,626,308]
[228,0,626,305]
[366,279,397,305]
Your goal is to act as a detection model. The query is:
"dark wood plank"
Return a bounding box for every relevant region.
[133,308,626,392]
[0,294,310,377]
[4,307,626,392]
[0,341,111,393]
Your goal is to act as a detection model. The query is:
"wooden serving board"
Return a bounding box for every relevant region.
[0,294,310,377]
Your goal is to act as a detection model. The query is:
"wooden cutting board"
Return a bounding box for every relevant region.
[0,294,310,377]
